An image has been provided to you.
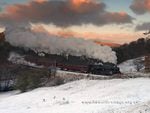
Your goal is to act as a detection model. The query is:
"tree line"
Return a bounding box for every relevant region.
[114,37,150,64]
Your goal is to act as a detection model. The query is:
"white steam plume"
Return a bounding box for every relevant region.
[5,27,117,64]
[8,52,43,68]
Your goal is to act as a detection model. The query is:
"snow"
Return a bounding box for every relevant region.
[118,57,145,73]
[119,59,137,73]
[0,91,20,101]
[57,70,110,78]
[0,78,150,113]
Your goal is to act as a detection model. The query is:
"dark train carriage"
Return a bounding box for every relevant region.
[56,63,88,73]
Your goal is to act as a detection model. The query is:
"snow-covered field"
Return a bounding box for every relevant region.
[0,78,150,113]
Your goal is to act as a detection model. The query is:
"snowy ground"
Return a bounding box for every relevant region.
[118,57,145,74]
[0,78,150,113]
[0,91,20,101]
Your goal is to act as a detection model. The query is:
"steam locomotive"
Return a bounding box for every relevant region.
[87,63,120,75]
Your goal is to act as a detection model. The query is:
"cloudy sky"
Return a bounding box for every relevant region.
[0,0,150,44]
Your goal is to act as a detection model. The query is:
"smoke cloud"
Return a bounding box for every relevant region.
[130,0,150,15]
[0,0,133,27]
[8,52,43,68]
[5,27,117,64]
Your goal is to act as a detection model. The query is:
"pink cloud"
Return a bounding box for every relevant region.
[0,0,133,27]
[130,0,150,14]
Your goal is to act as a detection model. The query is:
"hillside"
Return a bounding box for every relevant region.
[114,38,150,64]
[118,57,145,73]
[0,78,150,113]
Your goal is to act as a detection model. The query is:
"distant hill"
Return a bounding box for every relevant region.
[114,38,150,64]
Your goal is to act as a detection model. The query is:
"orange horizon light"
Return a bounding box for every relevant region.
[71,0,91,6]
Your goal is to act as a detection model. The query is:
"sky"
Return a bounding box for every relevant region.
[0,0,150,44]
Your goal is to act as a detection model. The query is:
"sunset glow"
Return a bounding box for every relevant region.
[146,0,150,10]
[34,0,46,3]
[71,0,91,6]
[31,24,143,44]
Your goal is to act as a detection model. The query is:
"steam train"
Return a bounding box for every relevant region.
[56,62,120,75]
[24,55,121,76]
